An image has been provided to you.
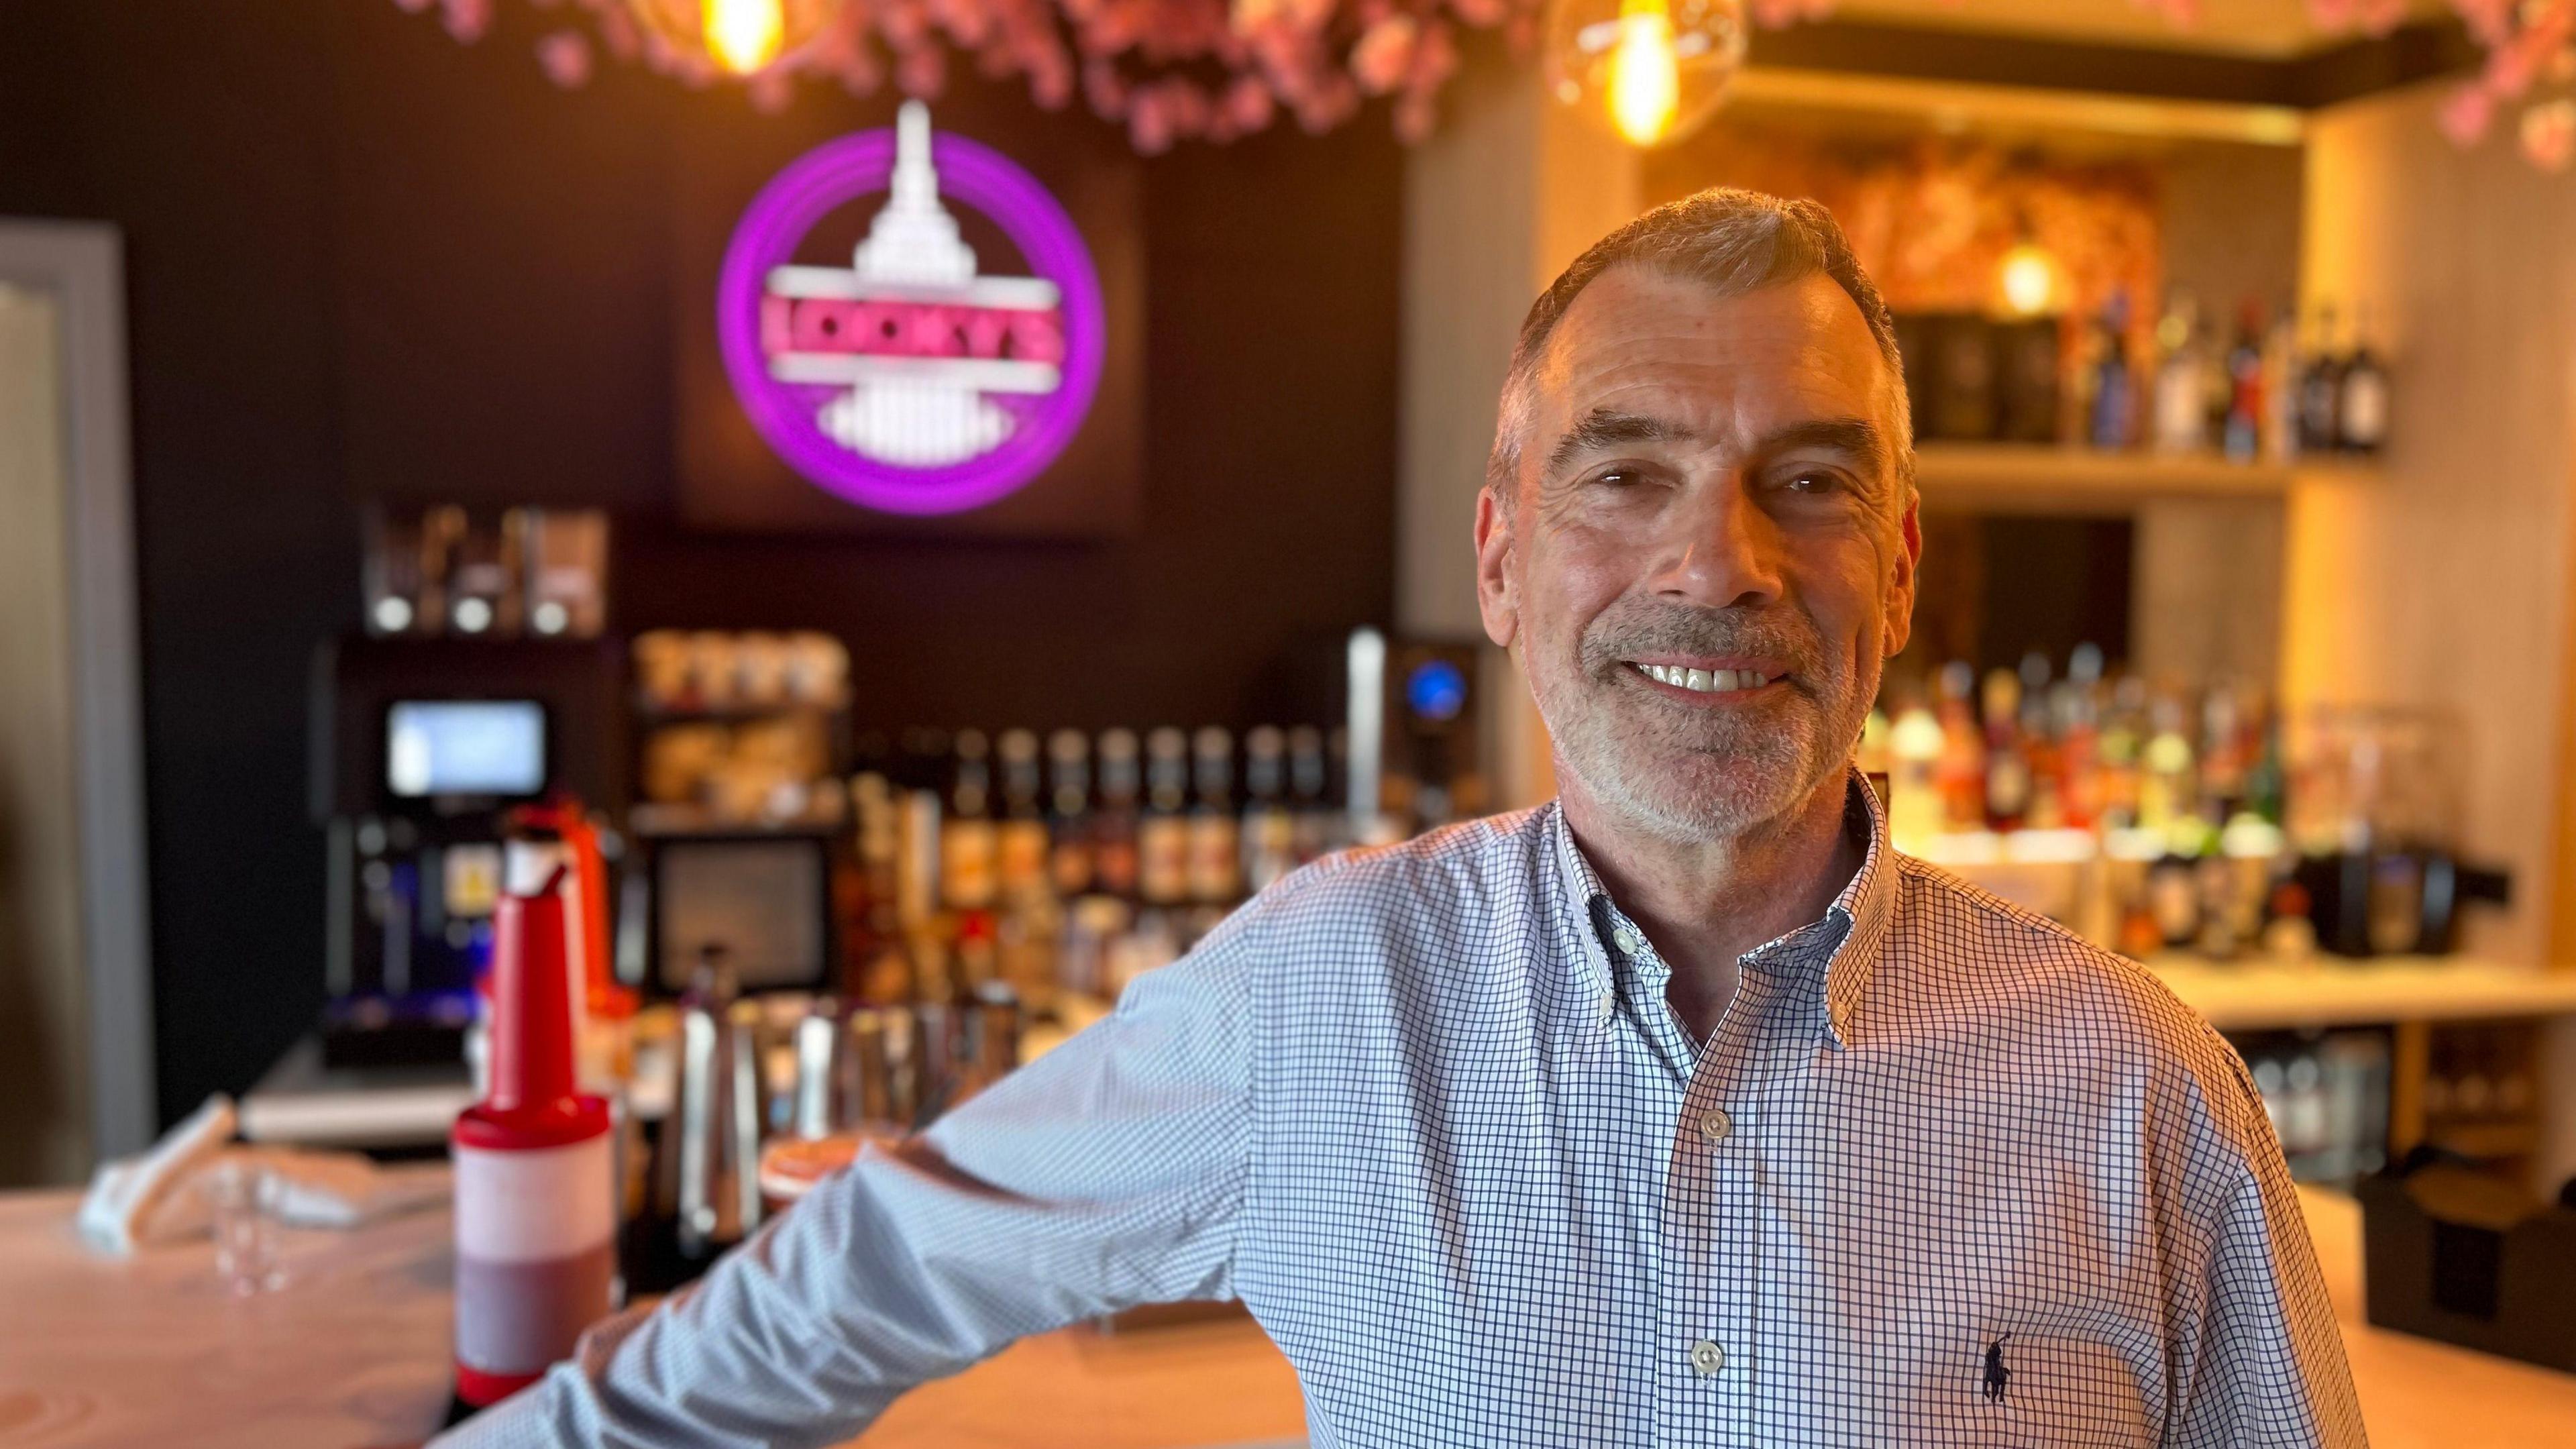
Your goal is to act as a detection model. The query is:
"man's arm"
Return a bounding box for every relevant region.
[435,929,1255,1449]
[2163,1042,2367,1448]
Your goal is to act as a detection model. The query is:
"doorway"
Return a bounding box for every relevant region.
[0,221,152,1183]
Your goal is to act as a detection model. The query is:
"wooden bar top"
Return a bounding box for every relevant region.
[0,1173,2566,1448]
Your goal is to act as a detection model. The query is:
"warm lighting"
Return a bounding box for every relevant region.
[1607,0,1681,146]
[704,0,786,74]
[627,0,837,76]
[1546,0,1744,150]
[1998,239,2058,317]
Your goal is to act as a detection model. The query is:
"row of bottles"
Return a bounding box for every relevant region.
[2079,292,2390,460]
[1866,649,2310,962]
[838,724,1355,1018]
[1867,646,2285,846]
[2233,1028,2392,1185]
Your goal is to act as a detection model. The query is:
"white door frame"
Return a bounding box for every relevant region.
[0,220,156,1158]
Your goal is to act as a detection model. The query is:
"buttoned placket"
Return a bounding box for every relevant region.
[1599,896,1860,1448]
[1593,900,1760,1446]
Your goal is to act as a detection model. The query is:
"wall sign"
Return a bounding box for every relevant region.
[716,103,1107,517]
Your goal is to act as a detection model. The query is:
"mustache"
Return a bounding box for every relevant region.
[1578,601,1829,682]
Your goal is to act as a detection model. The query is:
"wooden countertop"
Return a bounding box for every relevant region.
[0,1174,2567,1448]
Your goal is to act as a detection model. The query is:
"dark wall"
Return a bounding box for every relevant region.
[0,1,1403,1124]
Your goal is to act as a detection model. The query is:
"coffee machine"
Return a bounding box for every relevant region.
[312,635,624,1067]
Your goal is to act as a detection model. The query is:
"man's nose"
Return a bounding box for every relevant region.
[1648,473,1784,610]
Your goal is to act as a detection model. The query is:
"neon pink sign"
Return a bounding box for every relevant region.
[718,104,1106,516]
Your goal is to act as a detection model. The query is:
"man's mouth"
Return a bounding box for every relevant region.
[1623,660,1787,696]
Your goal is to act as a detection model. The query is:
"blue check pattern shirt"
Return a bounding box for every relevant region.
[448,776,2365,1448]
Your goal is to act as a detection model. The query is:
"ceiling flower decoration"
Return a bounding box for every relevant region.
[395,0,2576,168]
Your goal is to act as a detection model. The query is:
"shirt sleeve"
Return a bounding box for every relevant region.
[2163,1043,2368,1449]
[433,926,1257,1449]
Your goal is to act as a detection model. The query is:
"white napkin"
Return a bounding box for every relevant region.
[76,1093,237,1255]
[76,1095,447,1254]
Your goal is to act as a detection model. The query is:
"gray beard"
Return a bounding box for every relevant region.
[1534,600,1872,845]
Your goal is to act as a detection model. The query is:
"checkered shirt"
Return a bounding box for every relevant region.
[443,774,2365,1448]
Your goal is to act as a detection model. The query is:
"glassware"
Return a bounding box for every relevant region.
[199,1160,289,1296]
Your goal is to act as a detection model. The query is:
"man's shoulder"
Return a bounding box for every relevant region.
[1884,853,2257,1108]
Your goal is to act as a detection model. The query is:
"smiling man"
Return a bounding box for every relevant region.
[445,190,2365,1449]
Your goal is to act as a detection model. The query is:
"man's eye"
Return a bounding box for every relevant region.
[1590,468,1642,488]
[1783,470,1844,494]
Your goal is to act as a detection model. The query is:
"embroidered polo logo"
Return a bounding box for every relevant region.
[1983,1334,2013,1404]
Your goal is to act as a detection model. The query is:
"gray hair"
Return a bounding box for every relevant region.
[1485,187,1915,502]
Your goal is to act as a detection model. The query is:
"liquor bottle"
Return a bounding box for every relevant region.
[2297,305,2345,456]
[1091,729,1143,904]
[1137,728,1193,908]
[1980,668,2031,833]
[2222,301,2265,464]
[2096,676,2148,831]
[939,730,999,913]
[2339,303,2390,455]
[1044,729,1095,901]
[2151,291,2207,454]
[2147,826,2206,951]
[2198,685,2249,818]
[2088,290,2137,450]
[994,729,1051,906]
[891,729,947,934]
[2017,652,2064,830]
[1241,725,1299,893]
[1857,708,1891,804]
[2139,697,2196,835]
[1287,725,1336,863]
[2055,643,2105,831]
[1933,661,1986,830]
[1887,700,1945,855]
[1187,727,1243,906]
[2260,304,2301,462]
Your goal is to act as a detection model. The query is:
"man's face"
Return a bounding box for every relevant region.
[1475,266,1920,844]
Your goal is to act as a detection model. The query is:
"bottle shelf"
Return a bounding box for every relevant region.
[1913,442,2381,508]
[2143,955,2576,1032]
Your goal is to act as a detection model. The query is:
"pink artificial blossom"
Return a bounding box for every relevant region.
[537,30,595,84]
[2521,97,2576,168]
[1350,14,1418,94]
[2438,83,2496,144]
[443,0,494,41]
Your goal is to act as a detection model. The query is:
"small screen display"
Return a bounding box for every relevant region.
[386,700,546,798]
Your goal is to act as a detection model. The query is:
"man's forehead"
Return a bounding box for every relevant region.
[1536,266,1888,414]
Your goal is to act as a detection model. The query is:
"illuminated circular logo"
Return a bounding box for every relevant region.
[717,104,1105,516]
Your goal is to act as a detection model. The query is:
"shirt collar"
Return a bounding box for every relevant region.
[1546,767,1897,1049]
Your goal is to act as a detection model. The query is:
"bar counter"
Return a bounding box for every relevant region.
[0,1173,2563,1448]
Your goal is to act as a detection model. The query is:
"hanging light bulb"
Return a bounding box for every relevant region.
[1546,0,1744,149]
[705,0,786,74]
[628,0,839,76]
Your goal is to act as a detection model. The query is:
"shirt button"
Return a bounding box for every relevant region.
[1688,1339,1726,1376]
[1699,1108,1733,1144]
[1610,926,1644,957]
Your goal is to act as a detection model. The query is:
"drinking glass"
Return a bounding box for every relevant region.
[200,1159,290,1295]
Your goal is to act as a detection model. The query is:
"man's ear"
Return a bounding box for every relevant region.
[1882,489,1921,660]
[1475,486,1519,650]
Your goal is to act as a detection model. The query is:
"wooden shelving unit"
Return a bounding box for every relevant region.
[1913,442,2379,510]
[2145,956,2576,1033]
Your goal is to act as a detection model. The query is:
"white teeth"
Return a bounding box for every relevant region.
[1634,663,1772,695]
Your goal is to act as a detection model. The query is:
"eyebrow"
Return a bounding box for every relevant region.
[1761,417,1894,471]
[1542,409,1701,478]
